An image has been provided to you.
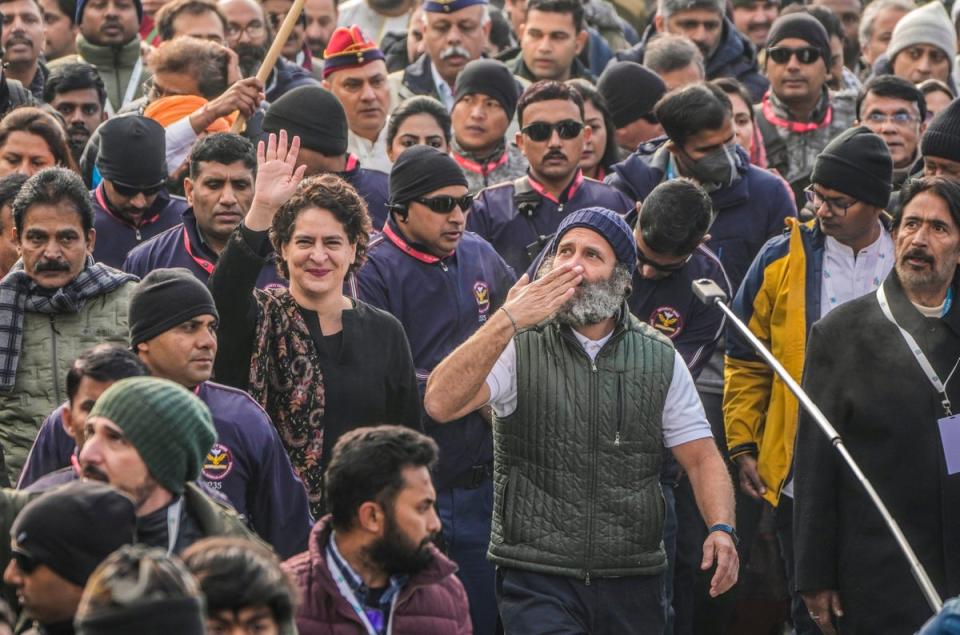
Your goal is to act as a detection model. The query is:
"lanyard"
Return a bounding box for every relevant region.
[382,222,452,263]
[452,149,509,176]
[527,170,583,205]
[760,92,832,133]
[877,284,960,416]
[104,55,143,116]
[326,545,394,635]
[166,498,183,555]
[182,227,215,275]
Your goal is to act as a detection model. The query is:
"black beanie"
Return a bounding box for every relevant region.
[129,268,219,348]
[811,125,892,208]
[389,146,468,206]
[767,13,831,68]
[263,85,348,156]
[921,97,960,163]
[97,116,167,188]
[597,62,666,129]
[454,59,521,120]
[11,482,136,588]
[76,0,142,23]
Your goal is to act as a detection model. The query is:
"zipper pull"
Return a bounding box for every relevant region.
[584,572,591,586]
[440,260,448,272]
[614,431,621,446]
[558,204,564,213]
[591,361,598,372]
[135,228,142,241]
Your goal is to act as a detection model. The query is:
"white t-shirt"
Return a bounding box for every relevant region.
[485,330,713,448]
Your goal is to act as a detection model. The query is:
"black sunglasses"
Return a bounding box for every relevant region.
[637,245,692,273]
[12,548,38,574]
[415,194,474,214]
[521,120,584,142]
[112,182,164,198]
[767,46,822,65]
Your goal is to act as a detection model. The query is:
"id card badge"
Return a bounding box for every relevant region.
[938,414,960,475]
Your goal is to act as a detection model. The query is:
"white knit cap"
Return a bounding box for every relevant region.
[887,1,956,72]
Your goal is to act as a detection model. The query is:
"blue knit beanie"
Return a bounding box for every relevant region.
[549,207,638,275]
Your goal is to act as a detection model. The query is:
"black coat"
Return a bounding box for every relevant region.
[794,271,960,633]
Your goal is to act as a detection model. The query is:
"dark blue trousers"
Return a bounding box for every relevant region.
[496,566,665,634]
[437,481,497,635]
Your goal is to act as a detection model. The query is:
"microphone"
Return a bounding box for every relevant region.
[691,278,944,615]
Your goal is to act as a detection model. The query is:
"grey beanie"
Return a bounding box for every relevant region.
[657,0,724,19]
[887,2,956,73]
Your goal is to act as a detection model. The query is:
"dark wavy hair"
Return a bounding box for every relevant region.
[270,174,372,278]
[0,107,79,174]
[182,537,298,626]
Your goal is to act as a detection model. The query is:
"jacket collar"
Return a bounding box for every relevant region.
[383,217,455,263]
[451,138,508,174]
[764,88,832,129]
[402,54,441,99]
[77,34,142,66]
[307,515,459,611]
[882,266,960,337]
[95,182,170,228]
[507,53,595,83]
[527,169,584,204]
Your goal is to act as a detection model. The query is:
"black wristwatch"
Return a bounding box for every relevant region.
[709,523,739,546]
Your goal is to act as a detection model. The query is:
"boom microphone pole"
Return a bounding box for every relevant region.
[691,278,944,615]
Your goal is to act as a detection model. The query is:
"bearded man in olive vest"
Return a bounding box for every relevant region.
[426,207,739,633]
[0,168,135,484]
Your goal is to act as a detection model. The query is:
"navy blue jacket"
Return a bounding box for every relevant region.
[350,220,516,489]
[91,183,189,268]
[122,208,285,289]
[18,381,313,559]
[343,155,389,231]
[627,245,731,380]
[267,57,319,102]
[467,171,634,274]
[606,141,796,290]
[616,18,768,103]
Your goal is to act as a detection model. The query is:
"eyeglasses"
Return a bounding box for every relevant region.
[12,548,38,574]
[111,181,164,198]
[225,20,266,40]
[865,111,920,126]
[521,120,584,142]
[637,245,692,273]
[804,185,856,216]
[267,11,306,30]
[767,46,822,65]
[415,194,474,213]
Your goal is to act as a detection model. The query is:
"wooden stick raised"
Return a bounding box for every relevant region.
[230,0,307,133]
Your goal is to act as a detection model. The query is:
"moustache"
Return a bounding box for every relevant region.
[6,34,32,47]
[68,121,90,134]
[82,464,109,482]
[440,45,470,60]
[903,248,935,265]
[34,259,71,273]
[544,150,568,161]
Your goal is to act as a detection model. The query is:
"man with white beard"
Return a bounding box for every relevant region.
[425,207,739,633]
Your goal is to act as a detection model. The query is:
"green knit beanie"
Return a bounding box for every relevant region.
[88,377,217,495]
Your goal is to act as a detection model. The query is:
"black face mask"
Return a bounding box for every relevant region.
[679,142,740,191]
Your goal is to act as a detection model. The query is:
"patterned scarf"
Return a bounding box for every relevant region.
[248,287,327,517]
[0,257,136,389]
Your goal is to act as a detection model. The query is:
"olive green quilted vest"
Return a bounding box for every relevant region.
[489,312,675,580]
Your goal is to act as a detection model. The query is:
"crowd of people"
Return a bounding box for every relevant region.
[0,0,957,630]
